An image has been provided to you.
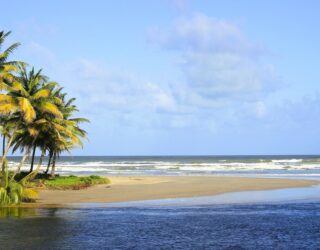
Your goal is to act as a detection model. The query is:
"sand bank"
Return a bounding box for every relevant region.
[36,176,319,205]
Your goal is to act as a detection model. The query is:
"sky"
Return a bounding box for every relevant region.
[2,0,320,155]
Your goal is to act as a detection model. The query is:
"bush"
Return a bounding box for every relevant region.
[0,165,38,205]
[0,179,38,205]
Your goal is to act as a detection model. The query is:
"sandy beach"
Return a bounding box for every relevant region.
[37,176,319,205]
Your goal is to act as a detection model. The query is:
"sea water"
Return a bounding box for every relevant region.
[7,155,320,179]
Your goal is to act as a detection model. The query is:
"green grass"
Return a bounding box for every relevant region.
[13,172,110,190]
[44,175,110,190]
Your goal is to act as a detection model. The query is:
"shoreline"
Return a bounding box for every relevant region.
[25,176,319,207]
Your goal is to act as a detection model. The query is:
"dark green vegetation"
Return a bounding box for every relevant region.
[14,172,110,190]
[0,31,89,205]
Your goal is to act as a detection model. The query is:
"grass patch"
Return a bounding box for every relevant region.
[44,175,110,190]
[13,172,110,190]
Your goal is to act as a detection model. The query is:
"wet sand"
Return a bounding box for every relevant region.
[36,176,319,205]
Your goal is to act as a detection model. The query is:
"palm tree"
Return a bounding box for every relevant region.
[0,65,63,179]
[0,30,90,205]
[37,87,88,177]
[10,85,88,182]
[0,31,22,188]
[15,68,63,172]
[19,116,70,183]
[10,118,41,179]
[0,31,24,157]
[48,95,88,177]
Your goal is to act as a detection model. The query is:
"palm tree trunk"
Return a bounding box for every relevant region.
[20,149,45,185]
[29,144,36,172]
[45,151,53,174]
[11,148,30,181]
[50,152,57,178]
[0,127,18,187]
[1,126,18,173]
[2,135,5,156]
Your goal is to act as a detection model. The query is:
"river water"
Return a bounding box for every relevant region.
[1,203,320,249]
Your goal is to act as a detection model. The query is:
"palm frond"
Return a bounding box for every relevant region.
[0,82,12,91]
[27,127,39,137]
[11,81,29,96]
[69,117,90,123]
[2,64,17,72]
[32,89,50,99]
[0,103,17,114]
[3,43,20,57]
[65,97,76,107]
[0,71,14,82]
[53,96,63,105]
[0,94,16,104]
[38,101,63,118]
[18,97,36,123]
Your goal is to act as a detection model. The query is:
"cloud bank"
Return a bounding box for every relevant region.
[11,11,320,154]
[23,13,283,132]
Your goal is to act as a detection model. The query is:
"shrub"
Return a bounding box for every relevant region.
[0,166,38,205]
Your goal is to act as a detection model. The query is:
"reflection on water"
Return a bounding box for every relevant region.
[1,203,320,249]
[0,207,62,219]
[0,207,38,218]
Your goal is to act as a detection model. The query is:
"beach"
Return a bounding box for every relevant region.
[37,176,319,205]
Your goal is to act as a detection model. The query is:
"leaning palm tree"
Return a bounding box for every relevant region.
[0,65,63,178]
[9,118,41,179]
[0,31,20,156]
[11,87,86,182]
[0,31,23,190]
[47,134,70,177]
[37,87,88,177]
[47,95,88,177]
[19,137,48,185]
[0,30,90,205]
[0,31,25,157]
[19,116,70,183]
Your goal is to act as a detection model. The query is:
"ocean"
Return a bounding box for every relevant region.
[3,155,320,249]
[7,155,320,179]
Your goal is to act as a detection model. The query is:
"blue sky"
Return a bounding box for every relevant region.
[2,0,320,155]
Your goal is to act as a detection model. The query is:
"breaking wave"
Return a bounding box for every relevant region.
[6,155,320,178]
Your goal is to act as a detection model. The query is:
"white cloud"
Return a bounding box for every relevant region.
[149,13,260,54]
[149,13,280,109]
[63,59,179,114]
